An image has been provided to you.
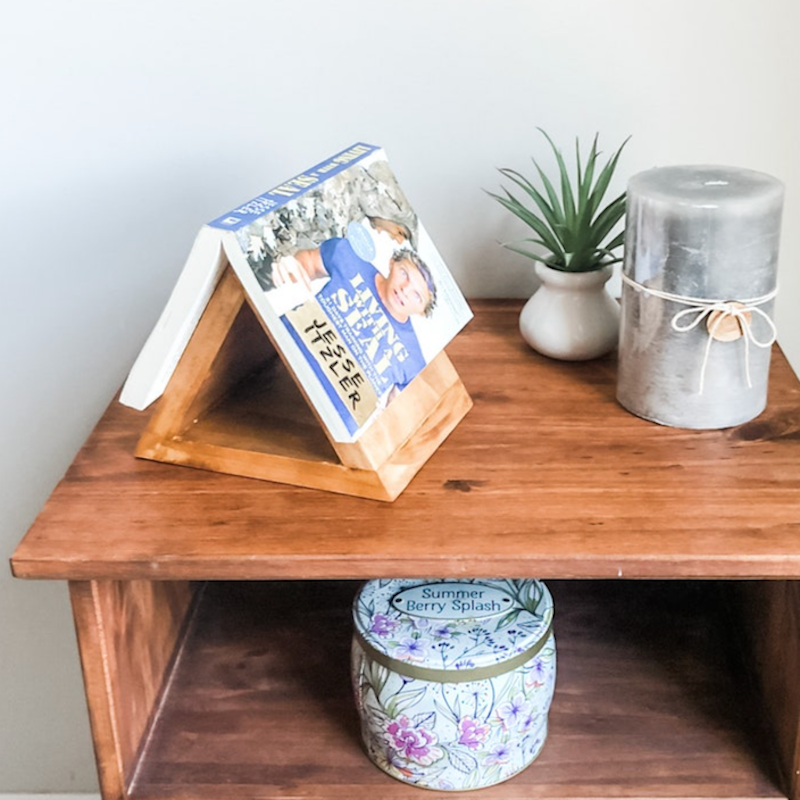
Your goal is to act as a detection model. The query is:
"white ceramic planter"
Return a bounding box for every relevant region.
[520,262,620,360]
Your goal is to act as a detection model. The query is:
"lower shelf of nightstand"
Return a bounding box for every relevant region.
[125,580,783,800]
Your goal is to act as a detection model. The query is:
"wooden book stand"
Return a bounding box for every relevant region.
[135,267,473,501]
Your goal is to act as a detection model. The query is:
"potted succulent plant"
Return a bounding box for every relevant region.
[490,129,630,360]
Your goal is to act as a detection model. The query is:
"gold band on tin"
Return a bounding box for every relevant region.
[353,622,553,684]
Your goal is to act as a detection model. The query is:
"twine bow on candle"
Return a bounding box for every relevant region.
[620,274,778,395]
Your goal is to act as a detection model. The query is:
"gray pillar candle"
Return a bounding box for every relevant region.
[617,165,784,429]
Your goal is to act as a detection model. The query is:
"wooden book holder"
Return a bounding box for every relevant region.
[135,267,473,501]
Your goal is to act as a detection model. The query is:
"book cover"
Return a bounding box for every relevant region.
[121,143,472,443]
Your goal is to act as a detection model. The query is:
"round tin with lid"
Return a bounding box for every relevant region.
[351,579,556,791]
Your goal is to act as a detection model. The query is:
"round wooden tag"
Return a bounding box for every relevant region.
[707,302,751,342]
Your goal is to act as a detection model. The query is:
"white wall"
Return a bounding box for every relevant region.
[1,0,798,791]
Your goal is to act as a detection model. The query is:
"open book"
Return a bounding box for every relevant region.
[120,143,472,443]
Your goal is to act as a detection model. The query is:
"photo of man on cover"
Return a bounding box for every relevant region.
[236,157,443,433]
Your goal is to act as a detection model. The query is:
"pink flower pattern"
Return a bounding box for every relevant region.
[457,717,490,750]
[386,715,444,766]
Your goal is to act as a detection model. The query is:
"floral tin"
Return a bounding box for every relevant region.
[351,578,556,791]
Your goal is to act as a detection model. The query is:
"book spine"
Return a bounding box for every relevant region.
[206,143,380,232]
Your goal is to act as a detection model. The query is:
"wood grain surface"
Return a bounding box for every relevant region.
[127,580,783,800]
[10,299,800,580]
[70,580,193,799]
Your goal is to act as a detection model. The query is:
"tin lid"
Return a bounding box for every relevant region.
[353,579,553,682]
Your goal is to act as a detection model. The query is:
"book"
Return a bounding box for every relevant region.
[120,142,473,443]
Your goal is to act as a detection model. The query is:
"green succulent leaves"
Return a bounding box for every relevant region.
[490,129,630,272]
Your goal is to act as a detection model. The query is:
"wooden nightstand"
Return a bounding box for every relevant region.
[11,300,800,800]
